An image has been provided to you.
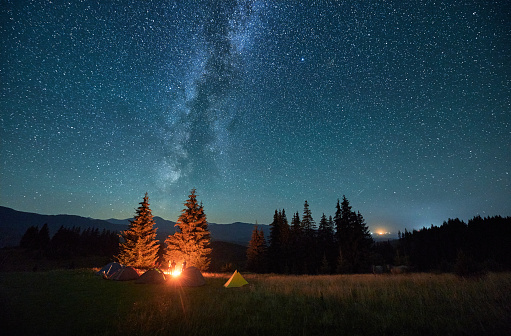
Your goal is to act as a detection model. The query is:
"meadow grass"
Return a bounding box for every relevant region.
[1,270,510,335]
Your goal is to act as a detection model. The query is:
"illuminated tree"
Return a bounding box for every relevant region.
[115,193,160,268]
[164,189,211,271]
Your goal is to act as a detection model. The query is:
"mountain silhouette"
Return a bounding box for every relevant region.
[0,206,269,248]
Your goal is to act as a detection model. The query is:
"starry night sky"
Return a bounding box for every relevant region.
[1,0,510,235]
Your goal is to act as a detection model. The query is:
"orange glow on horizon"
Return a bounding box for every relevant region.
[372,228,391,236]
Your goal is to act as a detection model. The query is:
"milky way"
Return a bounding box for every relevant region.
[1,0,510,233]
[158,1,263,188]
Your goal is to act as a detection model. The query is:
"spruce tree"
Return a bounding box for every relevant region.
[268,209,289,273]
[38,223,50,250]
[301,200,317,273]
[289,211,303,274]
[164,189,211,271]
[116,193,160,269]
[246,224,267,273]
[19,225,39,250]
[48,226,81,258]
[317,213,335,273]
[335,196,354,273]
[334,196,373,273]
[19,224,50,250]
[301,200,316,236]
[290,211,302,238]
[351,211,374,272]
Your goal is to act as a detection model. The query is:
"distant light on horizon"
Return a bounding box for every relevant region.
[372,231,392,236]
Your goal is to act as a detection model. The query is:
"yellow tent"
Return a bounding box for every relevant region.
[224,270,248,288]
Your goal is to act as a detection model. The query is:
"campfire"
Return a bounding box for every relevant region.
[163,269,182,277]
[164,260,186,277]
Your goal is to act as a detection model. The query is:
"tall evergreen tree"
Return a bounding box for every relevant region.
[19,223,50,250]
[335,196,353,273]
[290,211,302,238]
[334,196,373,273]
[164,189,211,271]
[301,200,316,236]
[280,209,290,272]
[317,213,335,273]
[267,209,289,273]
[246,224,267,273]
[37,223,50,250]
[48,226,81,258]
[116,193,160,268]
[289,211,303,273]
[351,211,374,272]
[301,200,317,273]
[19,225,39,249]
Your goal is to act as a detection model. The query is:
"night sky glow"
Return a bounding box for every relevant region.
[1,1,510,234]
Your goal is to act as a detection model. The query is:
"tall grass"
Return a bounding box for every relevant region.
[1,270,510,335]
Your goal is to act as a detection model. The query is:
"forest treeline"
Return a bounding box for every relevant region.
[17,198,511,275]
[246,196,511,275]
[396,215,511,274]
[19,224,119,259]
[247,196,374,274]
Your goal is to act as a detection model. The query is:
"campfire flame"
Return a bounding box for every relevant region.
[163,269,182,277]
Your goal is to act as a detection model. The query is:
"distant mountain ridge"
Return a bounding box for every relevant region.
[0,206,269,248]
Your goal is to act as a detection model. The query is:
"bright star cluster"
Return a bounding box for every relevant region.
[1,0,509,234]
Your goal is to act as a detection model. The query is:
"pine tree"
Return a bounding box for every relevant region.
[116,193,160,269]
[351,211,374,272]
[289,211,303,274]
[48,226,81,258]
[317,213,335,273]
[19,223,50,250]
[246,224,267,273]
[267,209,289,273]
[301,200,316,236]
[335,196,354,273]
[301,200,317,273]
[38,223,50,250]
[334,196,373,273]
[290,211,302,238]
[19,225,39,250]
[164,189,211,271]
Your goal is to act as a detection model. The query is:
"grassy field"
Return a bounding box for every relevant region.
[1,270,510,336]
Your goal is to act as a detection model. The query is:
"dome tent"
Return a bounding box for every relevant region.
[179,266,206,287]
[97,262,123,279]
[135,269,166,284]
[111,266,140,281]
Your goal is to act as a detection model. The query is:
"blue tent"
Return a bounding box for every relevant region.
[97,262,123,278]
